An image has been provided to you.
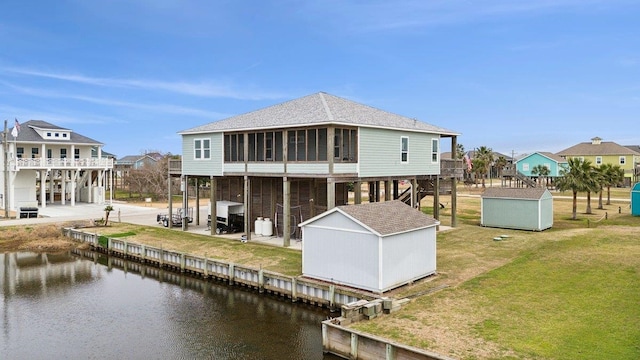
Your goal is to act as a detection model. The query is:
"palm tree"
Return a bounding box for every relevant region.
[595,165,606,210]
[584,165,600,214]
[600,164,625,205]
[494,156,508,178]
[556,158,597,220]
[531,165,551,188]
[455,143,465,160]
[471,158,486,188]
[104,205,114,226]
[474,146,493,187]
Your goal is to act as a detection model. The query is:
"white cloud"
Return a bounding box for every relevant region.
[0,80,231,118]
[1,66,287,100]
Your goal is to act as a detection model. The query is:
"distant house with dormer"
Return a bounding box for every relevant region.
[557,137,640,186]
[0,120,114,213]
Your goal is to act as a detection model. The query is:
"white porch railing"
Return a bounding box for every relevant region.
[13,158,114,170]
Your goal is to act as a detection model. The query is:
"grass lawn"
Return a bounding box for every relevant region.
[91,223,302,276]
[351,186,640,360]
[4,184,638,359]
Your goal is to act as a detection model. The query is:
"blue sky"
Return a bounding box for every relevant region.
[1,0,638,158]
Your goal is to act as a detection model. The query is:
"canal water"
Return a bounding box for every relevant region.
[1,252,341,360]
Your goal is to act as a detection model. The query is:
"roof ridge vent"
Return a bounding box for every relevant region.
[591,136,602,145]
[318,92,334,121]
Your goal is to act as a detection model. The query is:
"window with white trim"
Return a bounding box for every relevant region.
[401,137,409,163]
[595,156,602,165]
[194,138,211,160]
[523,163,530,171]
[431,139,439,163]
[620,156,626,165]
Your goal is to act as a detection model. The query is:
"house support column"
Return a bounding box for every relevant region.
[61,171,66,205]
[368,182,374,203]
[70,170,76,206]
[40,170,46,208]
[327,179,336,209]
[49,172,55,205]
[451,135,458,227]
[88,171,93,204]
[283,177,291,247]
[393,180,399,200]
[309,179,316,217]
[195,178,200,226]
[167,173,173,229]
[98,169,104,204]
[210,176,217,236]
[109,168,113,203]
[433,177,440,222]
[354,181,361,204]
[244,176,251,241]
[182,175,189,231]
[411,178,417,208]
[384,180,391,201]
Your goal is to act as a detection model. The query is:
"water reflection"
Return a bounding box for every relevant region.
[1,252,340,360]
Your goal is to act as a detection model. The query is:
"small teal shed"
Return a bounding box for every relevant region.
[481,188,553,231]
[632,183,640,216]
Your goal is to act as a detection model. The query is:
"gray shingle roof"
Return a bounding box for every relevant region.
[179,92,458,136]
[535,152,568,163]
[625,145,640,154]
[4,120,102,145]
[335,200,439,236]
[481,187,550,200]
[557,141,640,156]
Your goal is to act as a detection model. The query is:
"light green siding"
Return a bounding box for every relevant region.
[181,133,223,176]
[287,163,330,174]
[481,193,553,231]
[540,196,554,227]
[247,163,286,173]
[358,127,440,178]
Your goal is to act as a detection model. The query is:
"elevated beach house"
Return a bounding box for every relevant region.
[176,92,460,246]
[515,151,568,187]
[557,137,640,187]
[1,120,114,214]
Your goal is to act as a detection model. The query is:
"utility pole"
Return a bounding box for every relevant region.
[3,120,9,218]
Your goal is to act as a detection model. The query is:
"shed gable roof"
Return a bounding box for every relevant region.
[179,92,458,136]
[301,200,439,236]
[482,187,550,200]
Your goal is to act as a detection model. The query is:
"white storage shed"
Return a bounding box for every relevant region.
[299,201,439,293]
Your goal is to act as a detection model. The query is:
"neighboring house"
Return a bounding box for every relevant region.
[0,120,114,213]
[116,152,163,170]
[299,200,439,293]
[177,92,459,245]
[626,145,640,183]
[557,137,640,186]
[114,152,164,187]
[466,150,512,178]
[481,187,553,231]
[515,151,568,186]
